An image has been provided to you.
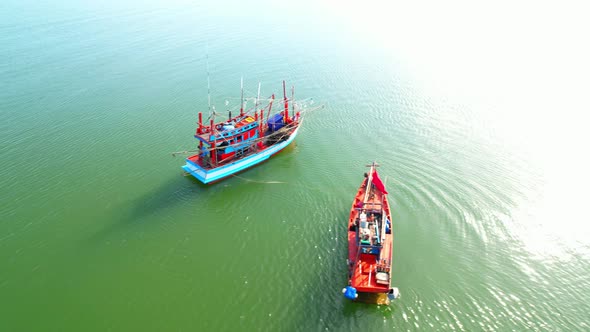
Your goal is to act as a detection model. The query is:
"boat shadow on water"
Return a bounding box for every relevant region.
[87,144,300,245]
[87,175,213,244]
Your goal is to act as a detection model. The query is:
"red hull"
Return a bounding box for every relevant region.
[347,164,393,294]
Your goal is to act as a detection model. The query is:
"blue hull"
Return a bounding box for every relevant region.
[182,126,300,184]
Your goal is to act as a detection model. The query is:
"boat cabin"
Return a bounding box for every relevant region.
[192,115,262,167]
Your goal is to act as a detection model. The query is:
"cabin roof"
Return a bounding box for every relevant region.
[195,115,259,143]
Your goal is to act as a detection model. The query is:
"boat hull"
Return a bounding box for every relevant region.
[182,126,300,184]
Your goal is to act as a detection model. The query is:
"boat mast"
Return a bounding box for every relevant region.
[210,118,217,166]
[255,82,262,138]
[363,162,376,204]
[291,85,295,115]
[206,51,212,117]
[198,112,203,152]
[259,109,264,138]
[283,80,289,122]
[198,112,202,134]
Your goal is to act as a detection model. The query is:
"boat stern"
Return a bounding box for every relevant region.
[182,159,210,184]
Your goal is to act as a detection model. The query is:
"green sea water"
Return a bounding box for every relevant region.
[2,1,590,331]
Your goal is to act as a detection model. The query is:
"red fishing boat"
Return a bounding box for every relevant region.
[343,162,399,304]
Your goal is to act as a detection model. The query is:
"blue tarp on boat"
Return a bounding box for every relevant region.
[268,113,285,132]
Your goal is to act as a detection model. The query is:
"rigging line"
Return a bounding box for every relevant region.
[206,97,318,118]
[215,121,296,149]
[240,95,274,117]
[211,124,294,153]
[215,94,277,118]
[225,96,314,104]
[172,149,199,157]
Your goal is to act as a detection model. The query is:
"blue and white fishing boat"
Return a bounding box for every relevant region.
[180,80,305,184]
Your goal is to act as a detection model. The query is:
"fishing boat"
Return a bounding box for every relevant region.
[180,80,304,184]
[343,162,399,304]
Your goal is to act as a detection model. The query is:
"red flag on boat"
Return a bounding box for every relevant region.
[371,170,388,194]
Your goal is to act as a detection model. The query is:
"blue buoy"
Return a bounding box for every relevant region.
[387,287,400,301]
[342,286,358,300]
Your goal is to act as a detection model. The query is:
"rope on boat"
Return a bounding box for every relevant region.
[230,174,286,184]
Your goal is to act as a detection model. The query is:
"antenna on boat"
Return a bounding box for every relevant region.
[240,77,244,116]
[206,45,212,117]
[266,94,275,123]
[255,82,261,113]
